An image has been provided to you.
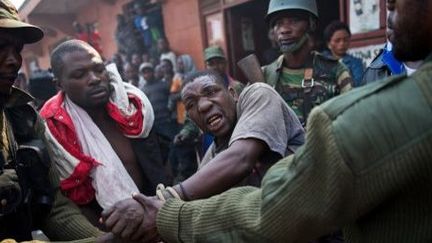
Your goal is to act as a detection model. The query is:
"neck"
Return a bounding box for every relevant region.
[87,107,109,124]
[331,51,343,60]
[283,44,313,69]
[215,135,230,150]
[404,60,424,70]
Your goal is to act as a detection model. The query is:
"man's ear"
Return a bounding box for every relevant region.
[228,86,239,102]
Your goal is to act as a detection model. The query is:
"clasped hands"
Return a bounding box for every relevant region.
[99,193,164,243]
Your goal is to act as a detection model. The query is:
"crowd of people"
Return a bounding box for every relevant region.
[1,0,431,242]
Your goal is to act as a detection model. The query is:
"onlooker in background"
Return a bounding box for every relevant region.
[73,21,87,43]
[169,55,197,124]
[141,62,178,165]
[323,21,364,87]
[115,14,144,57]
[169,55,198,183]
[131,52,143,68]
[133,2,162,50]
[204,46,243,93]
[361,0,423,85]
[161,58,174,85]
[158,37,177,72]
[154,64,164,81]
[72,21,103,56]
[123,62,141,88]
[111,53,124,80]
[85,22,103,55]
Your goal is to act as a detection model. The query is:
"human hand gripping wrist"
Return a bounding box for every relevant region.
[132,193,165,242]
[100,193,164,242]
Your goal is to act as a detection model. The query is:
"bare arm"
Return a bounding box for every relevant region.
[174,138,267,200]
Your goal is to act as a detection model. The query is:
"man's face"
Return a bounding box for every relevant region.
[0,31,23,95]
[328,29,350,57]
[157,39,168,52]
[141,68,154,81]
[272,14,309,52]
[58,48,110,110]
[124,64,138,81]
[161,60,173,74]
[206,57,226,76]
[182,75,237,140]
[392,0,431,61]
[131,54,142,66]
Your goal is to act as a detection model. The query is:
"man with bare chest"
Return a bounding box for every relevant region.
[40,40,168,228]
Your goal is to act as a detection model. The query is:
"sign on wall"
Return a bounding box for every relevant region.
[350,0,381,34]
[349,43,385,66]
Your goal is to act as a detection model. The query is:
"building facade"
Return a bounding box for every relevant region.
[18,0,386,79]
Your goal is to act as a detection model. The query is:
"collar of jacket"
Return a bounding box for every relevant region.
[1,87,33,109]
[39,91,77,133]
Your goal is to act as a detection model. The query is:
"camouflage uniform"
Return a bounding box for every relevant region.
[263,53,353,124]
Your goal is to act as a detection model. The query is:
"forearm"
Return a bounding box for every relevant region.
[157,107,358,242]
[176,140,263,200]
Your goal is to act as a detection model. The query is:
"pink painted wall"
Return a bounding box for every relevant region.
[161,0,205,70]
[21,0,206,73]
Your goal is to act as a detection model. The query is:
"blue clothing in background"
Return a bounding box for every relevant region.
[323,50,364,87]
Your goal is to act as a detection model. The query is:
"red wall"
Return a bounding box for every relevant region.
[162,0,205,70]
[76,0,130,59]
[21,0,206,73]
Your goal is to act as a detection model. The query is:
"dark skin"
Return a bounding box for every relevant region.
[205,57,227,77]
[101,74,268,241]
[0,31,23,95]
[123,62,139,87]
[105,0,432,241]
[56,46,146,225]
[273,15,313,68]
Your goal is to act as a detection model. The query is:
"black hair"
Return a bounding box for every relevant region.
[50,39,96,79]
[183,70,225,88]
[323,20,351,44]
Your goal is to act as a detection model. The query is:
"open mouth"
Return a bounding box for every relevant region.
[206,114,223,129]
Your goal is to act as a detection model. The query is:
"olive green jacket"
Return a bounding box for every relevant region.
[156,53,432,242]
[0,88,100,241]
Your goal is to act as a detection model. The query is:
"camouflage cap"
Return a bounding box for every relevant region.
[0,0,44,43]
[204,46,226,62]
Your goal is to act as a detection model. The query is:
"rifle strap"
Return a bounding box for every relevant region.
[301,55,315,126]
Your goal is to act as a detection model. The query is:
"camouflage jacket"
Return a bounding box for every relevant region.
[262,52,353,124]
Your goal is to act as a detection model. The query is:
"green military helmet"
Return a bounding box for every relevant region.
[266,0,318,26]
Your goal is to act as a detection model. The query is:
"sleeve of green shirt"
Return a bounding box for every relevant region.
[40,163,101,240]
[156,106,358,242]
[35,116,101,240]
[179,116,200,140]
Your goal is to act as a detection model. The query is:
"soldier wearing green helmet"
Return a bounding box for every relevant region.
[262,0,353,125]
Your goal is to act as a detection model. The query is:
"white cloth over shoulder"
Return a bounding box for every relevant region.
[107,63,154,138]
[64,96,139,209]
